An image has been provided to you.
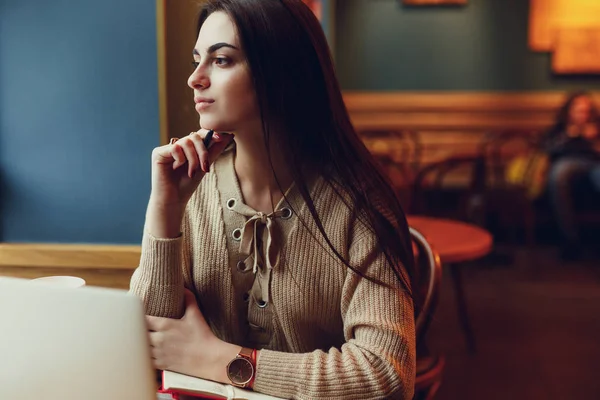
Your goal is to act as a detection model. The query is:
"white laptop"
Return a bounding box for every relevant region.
[0,277,157,400]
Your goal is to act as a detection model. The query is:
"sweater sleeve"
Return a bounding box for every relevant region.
[129,230,186,318]
[252,233,416,400]
[129,176,213,319]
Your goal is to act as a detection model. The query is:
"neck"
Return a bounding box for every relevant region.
[232,127,293,213]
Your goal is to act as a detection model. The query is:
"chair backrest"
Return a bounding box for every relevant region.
[359,129,422,177]
[358,129,422,210]
[410,226,442,346]
[479,129,541,187]
[410,155,483,219]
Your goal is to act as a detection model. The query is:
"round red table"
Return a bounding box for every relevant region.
[407,216,493,264]
[407,215,493,353]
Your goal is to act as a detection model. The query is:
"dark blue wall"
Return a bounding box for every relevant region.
[335,0,600,91]
[0,0,158,244]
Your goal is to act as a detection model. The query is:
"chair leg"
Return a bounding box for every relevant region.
[524,202,536,247]
[415,381,442,400]
[423,380,442,400]
[449,264,477,353]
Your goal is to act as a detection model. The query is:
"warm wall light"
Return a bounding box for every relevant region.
[529,0,600,52]
[529,0,600,74]
[553,28,600,74]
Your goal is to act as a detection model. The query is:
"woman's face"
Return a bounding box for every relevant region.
[569,96,593,126]
[187,12,259,133]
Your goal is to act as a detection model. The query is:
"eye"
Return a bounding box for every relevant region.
[214,57,230,66]
[191,61,200,69]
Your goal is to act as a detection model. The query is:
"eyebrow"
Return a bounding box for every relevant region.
[193,42,239,56]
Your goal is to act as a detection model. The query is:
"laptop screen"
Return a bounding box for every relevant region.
[0,277,156,400]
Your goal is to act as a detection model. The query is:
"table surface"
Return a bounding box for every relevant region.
[407,215,493,264]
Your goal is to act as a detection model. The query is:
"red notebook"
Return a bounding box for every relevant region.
[158,370,286,400]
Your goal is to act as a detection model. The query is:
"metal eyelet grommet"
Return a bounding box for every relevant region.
[227,198,236,209]
[256,299,268,308]
[281,207,292,220]
[236,260,247,272]
[232,228,242,241]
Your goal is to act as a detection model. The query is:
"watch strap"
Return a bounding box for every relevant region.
[239,347,253,360]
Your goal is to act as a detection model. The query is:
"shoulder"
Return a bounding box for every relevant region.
[308,176,384,245]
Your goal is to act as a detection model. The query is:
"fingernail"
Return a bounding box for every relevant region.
[213,133,221,140]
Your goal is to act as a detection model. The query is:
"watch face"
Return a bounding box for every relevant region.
[227,357,254,386]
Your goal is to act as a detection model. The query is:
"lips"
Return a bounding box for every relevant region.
[194,97,214,104]
[194,97,214,112]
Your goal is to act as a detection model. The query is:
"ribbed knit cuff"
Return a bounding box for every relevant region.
[138,230,183,285]
[129,231,185,317]
[253,349,307,397]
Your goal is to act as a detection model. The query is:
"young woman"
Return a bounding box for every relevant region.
[130,1,417,398]
[541,91,600,259]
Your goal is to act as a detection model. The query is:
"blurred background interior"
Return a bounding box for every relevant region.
[1,0,600,399]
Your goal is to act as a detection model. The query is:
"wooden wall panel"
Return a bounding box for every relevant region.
[158,0,202,145]
[0,244,141,289]
[344,91,600,164]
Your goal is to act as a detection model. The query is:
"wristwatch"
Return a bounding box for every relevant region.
[226,347,256,388]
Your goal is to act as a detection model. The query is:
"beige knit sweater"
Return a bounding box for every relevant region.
[130,147,416,400]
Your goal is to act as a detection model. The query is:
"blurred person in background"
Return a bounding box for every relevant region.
[541,91,600,260]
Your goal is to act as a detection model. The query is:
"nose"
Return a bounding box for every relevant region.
[188,64,210,90]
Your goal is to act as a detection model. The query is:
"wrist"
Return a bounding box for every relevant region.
[145,199,184,238]
[205,340,241,384]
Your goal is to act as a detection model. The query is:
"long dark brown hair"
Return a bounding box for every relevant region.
[548,91,599,138]
[197,0,416,300]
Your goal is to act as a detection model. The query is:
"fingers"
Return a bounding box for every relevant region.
[149,338,166,369]
[149,331,163,347]
[146,319,169,369]
[189,129,232,173]
[146,315,171,332]
[154,129,234,176]
[206,132,235,164]
[188,133,210,175]
[178,138,202,177]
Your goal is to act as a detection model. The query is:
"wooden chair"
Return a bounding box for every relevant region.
[411,227,445,400]
[411,154,485,222]
[358,129,422,211]
[411,157,485,353]
[478,129,541,245]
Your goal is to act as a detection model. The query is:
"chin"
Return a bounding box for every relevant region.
[199,115,235,133]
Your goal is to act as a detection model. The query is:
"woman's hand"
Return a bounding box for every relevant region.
[582,123,598,140]
[146,129,234,238]
[151,129,233,208]
[146,289,240,383]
